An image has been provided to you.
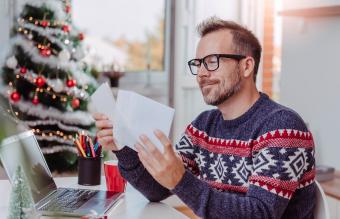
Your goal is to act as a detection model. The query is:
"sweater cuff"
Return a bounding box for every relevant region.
[171,170,202,195]
[112,146,139,170]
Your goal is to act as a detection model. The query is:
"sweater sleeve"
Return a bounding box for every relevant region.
[113,124,199,202]
[171,110,316,219]
[175,126,199,176]
[114,146,172,202]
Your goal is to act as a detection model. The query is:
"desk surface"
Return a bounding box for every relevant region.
[0,176,188,219]
[320,171,340,200]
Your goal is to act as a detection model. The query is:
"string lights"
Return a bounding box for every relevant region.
[8,75,78,105]
[32,128,74,140]
[18,17,69,30]
[7,64,89,106]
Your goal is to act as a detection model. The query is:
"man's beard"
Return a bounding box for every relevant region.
[201,67,242,106]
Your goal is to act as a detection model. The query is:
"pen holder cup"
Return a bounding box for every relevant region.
[78,156,102,186]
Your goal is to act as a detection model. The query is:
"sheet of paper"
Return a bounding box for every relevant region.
[116,90,175,152]
[90,84,175,152]
[90,83,127,150]
[90,82,116,122]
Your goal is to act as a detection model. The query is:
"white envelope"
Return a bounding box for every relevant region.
[90,83,175,152]
[90,82,117,122]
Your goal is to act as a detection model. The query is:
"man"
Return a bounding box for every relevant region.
[93,17,315,218]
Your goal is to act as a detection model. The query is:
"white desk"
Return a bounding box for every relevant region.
[0,177,189,219]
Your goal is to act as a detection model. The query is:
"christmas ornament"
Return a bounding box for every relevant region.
[10,91,20,102]
[6,56,18,69]
[72,98,80,109]
[40,48,51,57]
[51,79,64,92]
[79,90,85,98]
[20,67,27,74]
[72,47,85,60]
[69,87,77,95]
[35,76,46,87]
[40,20,49,27]
[58,49,71,62]
[32,95,39,105]
[66,79,76,88]
[72,79,77,87]
[65,5,71,13]
[62,25,70,33]
[27,33,33,40]
[79,33,85,41]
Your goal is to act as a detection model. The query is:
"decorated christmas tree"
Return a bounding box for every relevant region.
[0,0,97,172]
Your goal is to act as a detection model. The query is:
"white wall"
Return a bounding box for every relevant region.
[0,0,11,64]
[280,3,340,168]
[283,0,340,10]
[0,0,11,179]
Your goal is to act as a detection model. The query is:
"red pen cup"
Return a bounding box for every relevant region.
[104,160,126,192]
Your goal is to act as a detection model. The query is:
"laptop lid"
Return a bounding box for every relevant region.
[0,130,57,204]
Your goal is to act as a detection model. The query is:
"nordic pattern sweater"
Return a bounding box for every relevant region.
[114,92,316,219]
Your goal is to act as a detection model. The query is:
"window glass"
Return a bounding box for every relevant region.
[72,0,165,72]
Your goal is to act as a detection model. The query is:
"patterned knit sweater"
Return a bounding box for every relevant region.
[114,92,316,219]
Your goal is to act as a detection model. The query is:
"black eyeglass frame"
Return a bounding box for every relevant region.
[187,54,246,75]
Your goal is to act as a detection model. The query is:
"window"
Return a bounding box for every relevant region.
[72,0,165,72]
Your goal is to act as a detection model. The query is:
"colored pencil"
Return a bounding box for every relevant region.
[89,137,96,158]
[75,139,86,157]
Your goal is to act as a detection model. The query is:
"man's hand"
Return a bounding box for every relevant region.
[92,112,119,151]
[135,129,185,190]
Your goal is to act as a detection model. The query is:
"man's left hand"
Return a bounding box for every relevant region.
[135,129,185,190]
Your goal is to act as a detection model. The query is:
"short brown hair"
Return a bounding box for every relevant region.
[197,17,262,82]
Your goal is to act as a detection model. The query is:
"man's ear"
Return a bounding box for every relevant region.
[241,57,255,78]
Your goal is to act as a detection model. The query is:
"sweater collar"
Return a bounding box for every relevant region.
[218,92,268,128]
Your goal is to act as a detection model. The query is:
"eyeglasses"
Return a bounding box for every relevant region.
[187,54,246,75]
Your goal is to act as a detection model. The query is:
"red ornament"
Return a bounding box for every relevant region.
[62,25,70,33]
[35,76,46,87]
[66,79,77,87]
[71,98,80,109]
[20,67,27,74]
[10,91,20,102]
[78,33,85,41]
[32,95,39,105]
[40,48,51,57]
[65,5,71,13]
[40,20,49,27]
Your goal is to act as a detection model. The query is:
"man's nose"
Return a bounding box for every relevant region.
[197,64,210,77]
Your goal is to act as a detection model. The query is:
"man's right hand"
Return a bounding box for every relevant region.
[92,112,119,151]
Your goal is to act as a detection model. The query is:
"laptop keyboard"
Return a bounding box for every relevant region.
[40,188,98,212]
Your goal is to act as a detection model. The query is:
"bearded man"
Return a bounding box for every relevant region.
[93,17,316,219]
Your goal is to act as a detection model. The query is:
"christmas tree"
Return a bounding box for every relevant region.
[0,0,97,172]
[7,166,36,219]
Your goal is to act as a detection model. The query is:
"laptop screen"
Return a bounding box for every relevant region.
[0,131,57,203]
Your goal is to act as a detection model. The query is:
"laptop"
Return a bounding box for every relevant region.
[0,130,123,217]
